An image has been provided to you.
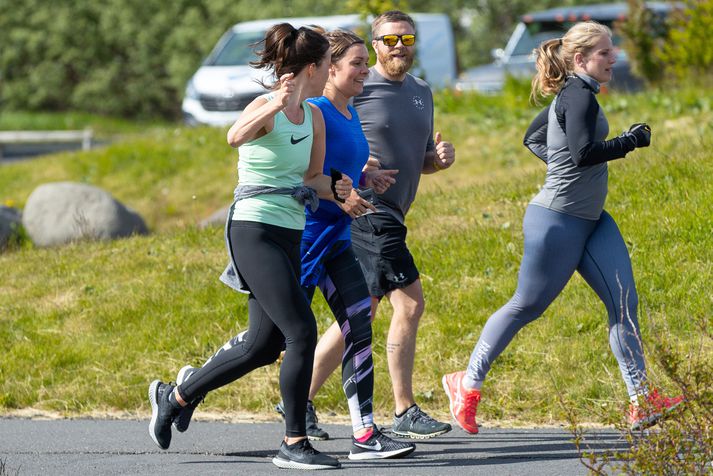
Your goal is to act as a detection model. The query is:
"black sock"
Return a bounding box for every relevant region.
[395,404,417,418]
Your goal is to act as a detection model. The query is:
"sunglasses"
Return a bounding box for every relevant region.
[375,34,416,47]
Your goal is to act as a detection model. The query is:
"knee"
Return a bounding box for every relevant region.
[246,342,284,367]
[395,296,425,322]
[508,292,548,322]
[349,312,373,344]
[287,321,318,352]
[613,288,638,323]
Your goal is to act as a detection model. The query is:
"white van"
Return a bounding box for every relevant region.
[182,13,457,126]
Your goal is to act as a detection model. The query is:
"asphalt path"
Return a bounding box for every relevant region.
[0,418,627,475]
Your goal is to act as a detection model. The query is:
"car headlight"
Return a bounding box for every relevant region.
[184,80,199,100]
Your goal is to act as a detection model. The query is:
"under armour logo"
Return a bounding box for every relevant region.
[290,134,310,144]
[412,96,424,110]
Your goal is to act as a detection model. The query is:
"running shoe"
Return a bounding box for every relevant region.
[348,427,416,460]
[275,399,329,441]
[442,371,481,434]
[391,404,452,439]
[172,365,204,433]
[272,438,341,470]
[148,380,181,450]
[628,389,685,431]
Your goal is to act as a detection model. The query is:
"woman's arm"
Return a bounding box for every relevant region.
[226,73,294,147]
[561,84,635,166]
[523,105,549,163]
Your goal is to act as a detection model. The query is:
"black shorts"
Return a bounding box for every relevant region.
[350,213,420,298]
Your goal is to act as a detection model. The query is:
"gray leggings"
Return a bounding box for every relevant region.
[467,204,647,397]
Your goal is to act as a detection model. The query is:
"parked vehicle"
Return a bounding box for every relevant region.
[183,13,457,126]
[455,2,676,94]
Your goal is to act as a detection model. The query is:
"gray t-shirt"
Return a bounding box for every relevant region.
[352,68,435,222]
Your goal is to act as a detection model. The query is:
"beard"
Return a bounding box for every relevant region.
[377,48,414,77]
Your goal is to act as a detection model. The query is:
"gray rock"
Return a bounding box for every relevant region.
[22,182,148,247]
[199,205,230,229]
[0,206,22,250]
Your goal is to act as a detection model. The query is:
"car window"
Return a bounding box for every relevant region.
[512,20,623,57]
[209,31,265,66]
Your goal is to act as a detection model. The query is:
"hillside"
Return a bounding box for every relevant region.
[1,86,710,425]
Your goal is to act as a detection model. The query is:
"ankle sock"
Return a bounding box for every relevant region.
[355,428,374,443]
[395,404,416,418]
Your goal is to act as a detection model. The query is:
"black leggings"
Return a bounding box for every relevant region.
[178,221,317,437]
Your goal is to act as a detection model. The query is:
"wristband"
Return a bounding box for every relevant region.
[359,172,368,188]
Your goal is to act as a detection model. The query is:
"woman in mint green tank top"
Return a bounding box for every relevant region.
[146,23,351,471]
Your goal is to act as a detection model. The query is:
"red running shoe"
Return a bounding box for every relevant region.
[442,371,481,434]
[628,389,684,431]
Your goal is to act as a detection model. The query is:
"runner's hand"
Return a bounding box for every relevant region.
[434,131,455,170]
[275,73,295,108]
[340,189,376,218]
[364,168,398,194]
[627,123,651,148]
[334,175,353,200]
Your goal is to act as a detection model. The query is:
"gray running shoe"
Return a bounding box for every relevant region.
[172,365,204,433]
[392,404,452,439]
[275,399,330,441]
[272,439,341,470]
[148,380,181,450]
[348,427,416,460]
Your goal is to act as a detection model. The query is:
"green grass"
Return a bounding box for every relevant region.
[1,86,711,425]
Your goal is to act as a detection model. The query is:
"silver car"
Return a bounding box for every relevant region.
[455,2,676,94]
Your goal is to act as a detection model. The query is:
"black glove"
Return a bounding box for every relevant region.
[623,123,651,148]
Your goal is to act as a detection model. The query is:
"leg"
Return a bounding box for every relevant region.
[319,246,375,433]
[577,211,646,398]
[309,321,343,400]
[386,280,424,414]
[465,205,596,388]
[307,295,379,400]
[179,222,316,439]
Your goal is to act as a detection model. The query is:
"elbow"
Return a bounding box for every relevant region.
[226,131,242,148]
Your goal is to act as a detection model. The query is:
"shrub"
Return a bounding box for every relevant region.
[620,0,713,87]
[568,314,713,475]
[656,0,713,84]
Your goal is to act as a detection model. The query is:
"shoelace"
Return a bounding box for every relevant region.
[295,440,319,455]
[412,407,436,423]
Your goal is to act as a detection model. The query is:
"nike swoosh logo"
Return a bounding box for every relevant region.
[354,440,382,451]
[290,134,310,145]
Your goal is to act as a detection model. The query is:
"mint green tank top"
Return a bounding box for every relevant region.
[232,96,314,229]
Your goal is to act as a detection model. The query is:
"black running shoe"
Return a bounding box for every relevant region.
[275,399,329,441]
[272,439,340,470]
[349,427,416,460]
[172,366,204,433]
[392,404,452,439]
[148,380,181,450]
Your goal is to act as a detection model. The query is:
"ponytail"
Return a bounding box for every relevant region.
[251,23,329,90]
[530,38,567,102]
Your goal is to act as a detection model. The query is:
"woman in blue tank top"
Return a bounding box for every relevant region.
[298,29,414,460]
[442,21,683,435]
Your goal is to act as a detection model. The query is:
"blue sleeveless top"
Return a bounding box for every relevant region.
[300,96,370,286]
